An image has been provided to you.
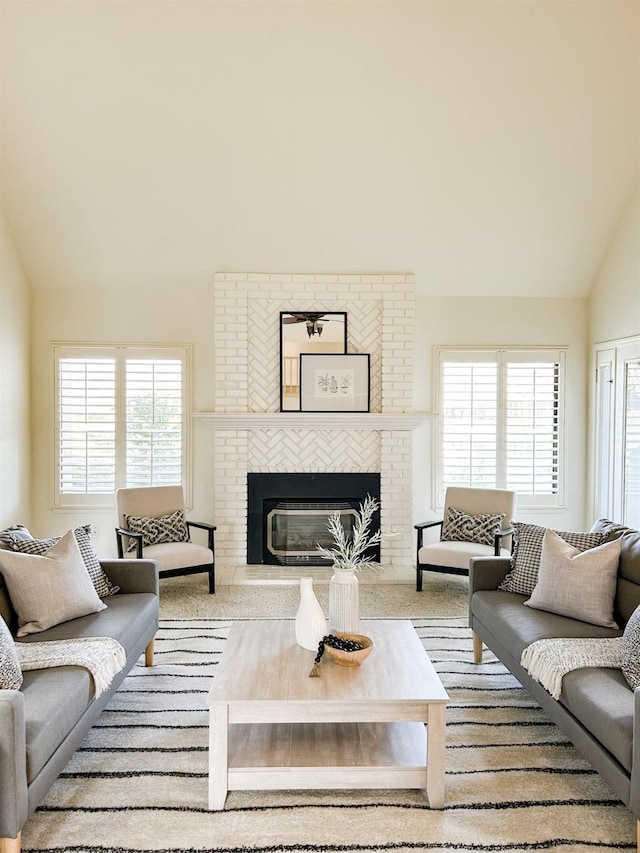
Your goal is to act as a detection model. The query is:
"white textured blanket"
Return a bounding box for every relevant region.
[520,636,622,700]
[16,636,127,698]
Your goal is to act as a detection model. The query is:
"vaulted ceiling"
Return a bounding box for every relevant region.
[1,0,638,297]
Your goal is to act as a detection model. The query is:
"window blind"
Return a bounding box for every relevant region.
[437,349,564,507]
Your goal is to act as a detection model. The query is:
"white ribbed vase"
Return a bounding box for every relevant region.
[328,569,360,634]
[295,577,327,651]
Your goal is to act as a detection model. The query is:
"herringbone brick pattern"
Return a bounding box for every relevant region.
[248,429,380,471]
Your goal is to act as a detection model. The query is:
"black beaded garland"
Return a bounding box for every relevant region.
[313,634,364,665]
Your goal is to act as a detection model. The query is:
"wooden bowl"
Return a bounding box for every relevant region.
[324,633,373,667]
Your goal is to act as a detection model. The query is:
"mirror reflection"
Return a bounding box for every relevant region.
[280,312,347,411]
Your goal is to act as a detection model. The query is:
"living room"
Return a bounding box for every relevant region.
[0,2,639,849]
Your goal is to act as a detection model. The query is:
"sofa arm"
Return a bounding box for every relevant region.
[469,556,512,594]
[100,559,159,596]
[0,691,28,841]
[469,556,512,628]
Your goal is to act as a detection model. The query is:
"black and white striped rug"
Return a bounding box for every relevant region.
[21,618,635,852]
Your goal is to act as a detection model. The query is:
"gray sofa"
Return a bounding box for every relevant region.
[0,556,159,853]
[469,518,640,844]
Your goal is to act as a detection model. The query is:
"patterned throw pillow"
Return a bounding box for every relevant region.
[499,522,607,596]
[441,507,506,547]
[0,614,22,690]
[0,524,32,550]
[124,509,190,551]
[622,606,640,690]
[8,525,119,598]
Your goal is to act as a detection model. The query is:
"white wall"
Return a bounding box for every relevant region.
[0,210,31,527]
[413,295,590,531]
[589,182,640,345]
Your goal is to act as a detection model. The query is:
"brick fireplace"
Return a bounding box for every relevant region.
[195,271,426,584]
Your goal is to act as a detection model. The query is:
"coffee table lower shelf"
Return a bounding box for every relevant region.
[209,720,435,808]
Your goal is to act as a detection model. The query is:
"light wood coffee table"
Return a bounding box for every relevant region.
[208,619,449,810]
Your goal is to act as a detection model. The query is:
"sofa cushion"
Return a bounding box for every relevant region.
[441,507,506,547]
[0,531,107,636]
[0,615,22,689]
[525,530,621,628]
[560,666,634,773]
[472,590,623,663]
[8,524,119,598]
[499,522,607,596]
[124,509,190,551]
[20,666,94,783]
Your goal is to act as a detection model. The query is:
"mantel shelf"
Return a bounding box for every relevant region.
[193,412,434,431]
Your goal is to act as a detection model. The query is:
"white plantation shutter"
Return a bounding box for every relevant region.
[505,357,560,495]
[54,345,190,506]
[125,359,183,486]
[58,357,116,494]
[437,349,564,508]
[441,355,498,489]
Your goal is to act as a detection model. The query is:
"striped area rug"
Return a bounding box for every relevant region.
[21,617,636,853]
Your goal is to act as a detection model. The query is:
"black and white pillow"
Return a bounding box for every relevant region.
[499,522,607,596]
[441,507,506,547]
[623,606,640,690]
[8,525,119,598]
[0,615,22,690]
[124,509,190,551]
[0,524,32,551]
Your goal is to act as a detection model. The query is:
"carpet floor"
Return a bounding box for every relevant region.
[19,579,637,852]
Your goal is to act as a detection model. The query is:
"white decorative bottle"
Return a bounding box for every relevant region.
[328,569,360,634]
[295,577,327,651]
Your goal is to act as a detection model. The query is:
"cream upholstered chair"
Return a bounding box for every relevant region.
[415,486,516,591]
[115,486,216,593]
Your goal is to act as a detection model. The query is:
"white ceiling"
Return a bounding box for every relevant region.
[1,0,638,297]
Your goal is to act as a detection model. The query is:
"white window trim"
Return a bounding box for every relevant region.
[51,342,193,510]
[433,345,567,511]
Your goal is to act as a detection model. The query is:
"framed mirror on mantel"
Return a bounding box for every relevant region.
[280,311,347,411]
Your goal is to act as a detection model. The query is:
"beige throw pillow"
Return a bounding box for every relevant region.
[0,530,107,636]
[524,529,621,628]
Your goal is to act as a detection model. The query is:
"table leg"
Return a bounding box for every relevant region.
[425,703,446,809]
[208,703,229,810]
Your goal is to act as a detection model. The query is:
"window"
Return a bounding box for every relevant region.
[436,348,565,508]
[53,344,191,507]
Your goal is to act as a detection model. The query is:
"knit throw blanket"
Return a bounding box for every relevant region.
[16,637,127,698]
[520,636,622,700]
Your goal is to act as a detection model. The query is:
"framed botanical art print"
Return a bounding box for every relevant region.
[299,353,370,412]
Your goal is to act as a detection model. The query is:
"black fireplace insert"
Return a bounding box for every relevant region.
[247,472,381,566]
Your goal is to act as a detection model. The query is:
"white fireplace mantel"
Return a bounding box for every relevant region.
[193,412,434,430]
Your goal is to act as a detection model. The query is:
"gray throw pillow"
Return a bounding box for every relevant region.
[8,524,118,598]
[0,529,107,637]
[499,522,607,596]
[622,605,640,690]
[0,615,22,690]
[524,529,621,628]
[441,507,506,547]
[124,509,190,551]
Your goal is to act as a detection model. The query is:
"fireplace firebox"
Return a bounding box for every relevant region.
[247,473,381,566]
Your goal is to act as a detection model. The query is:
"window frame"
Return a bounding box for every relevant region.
[434,346,567,511]
[52,342,192,510]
